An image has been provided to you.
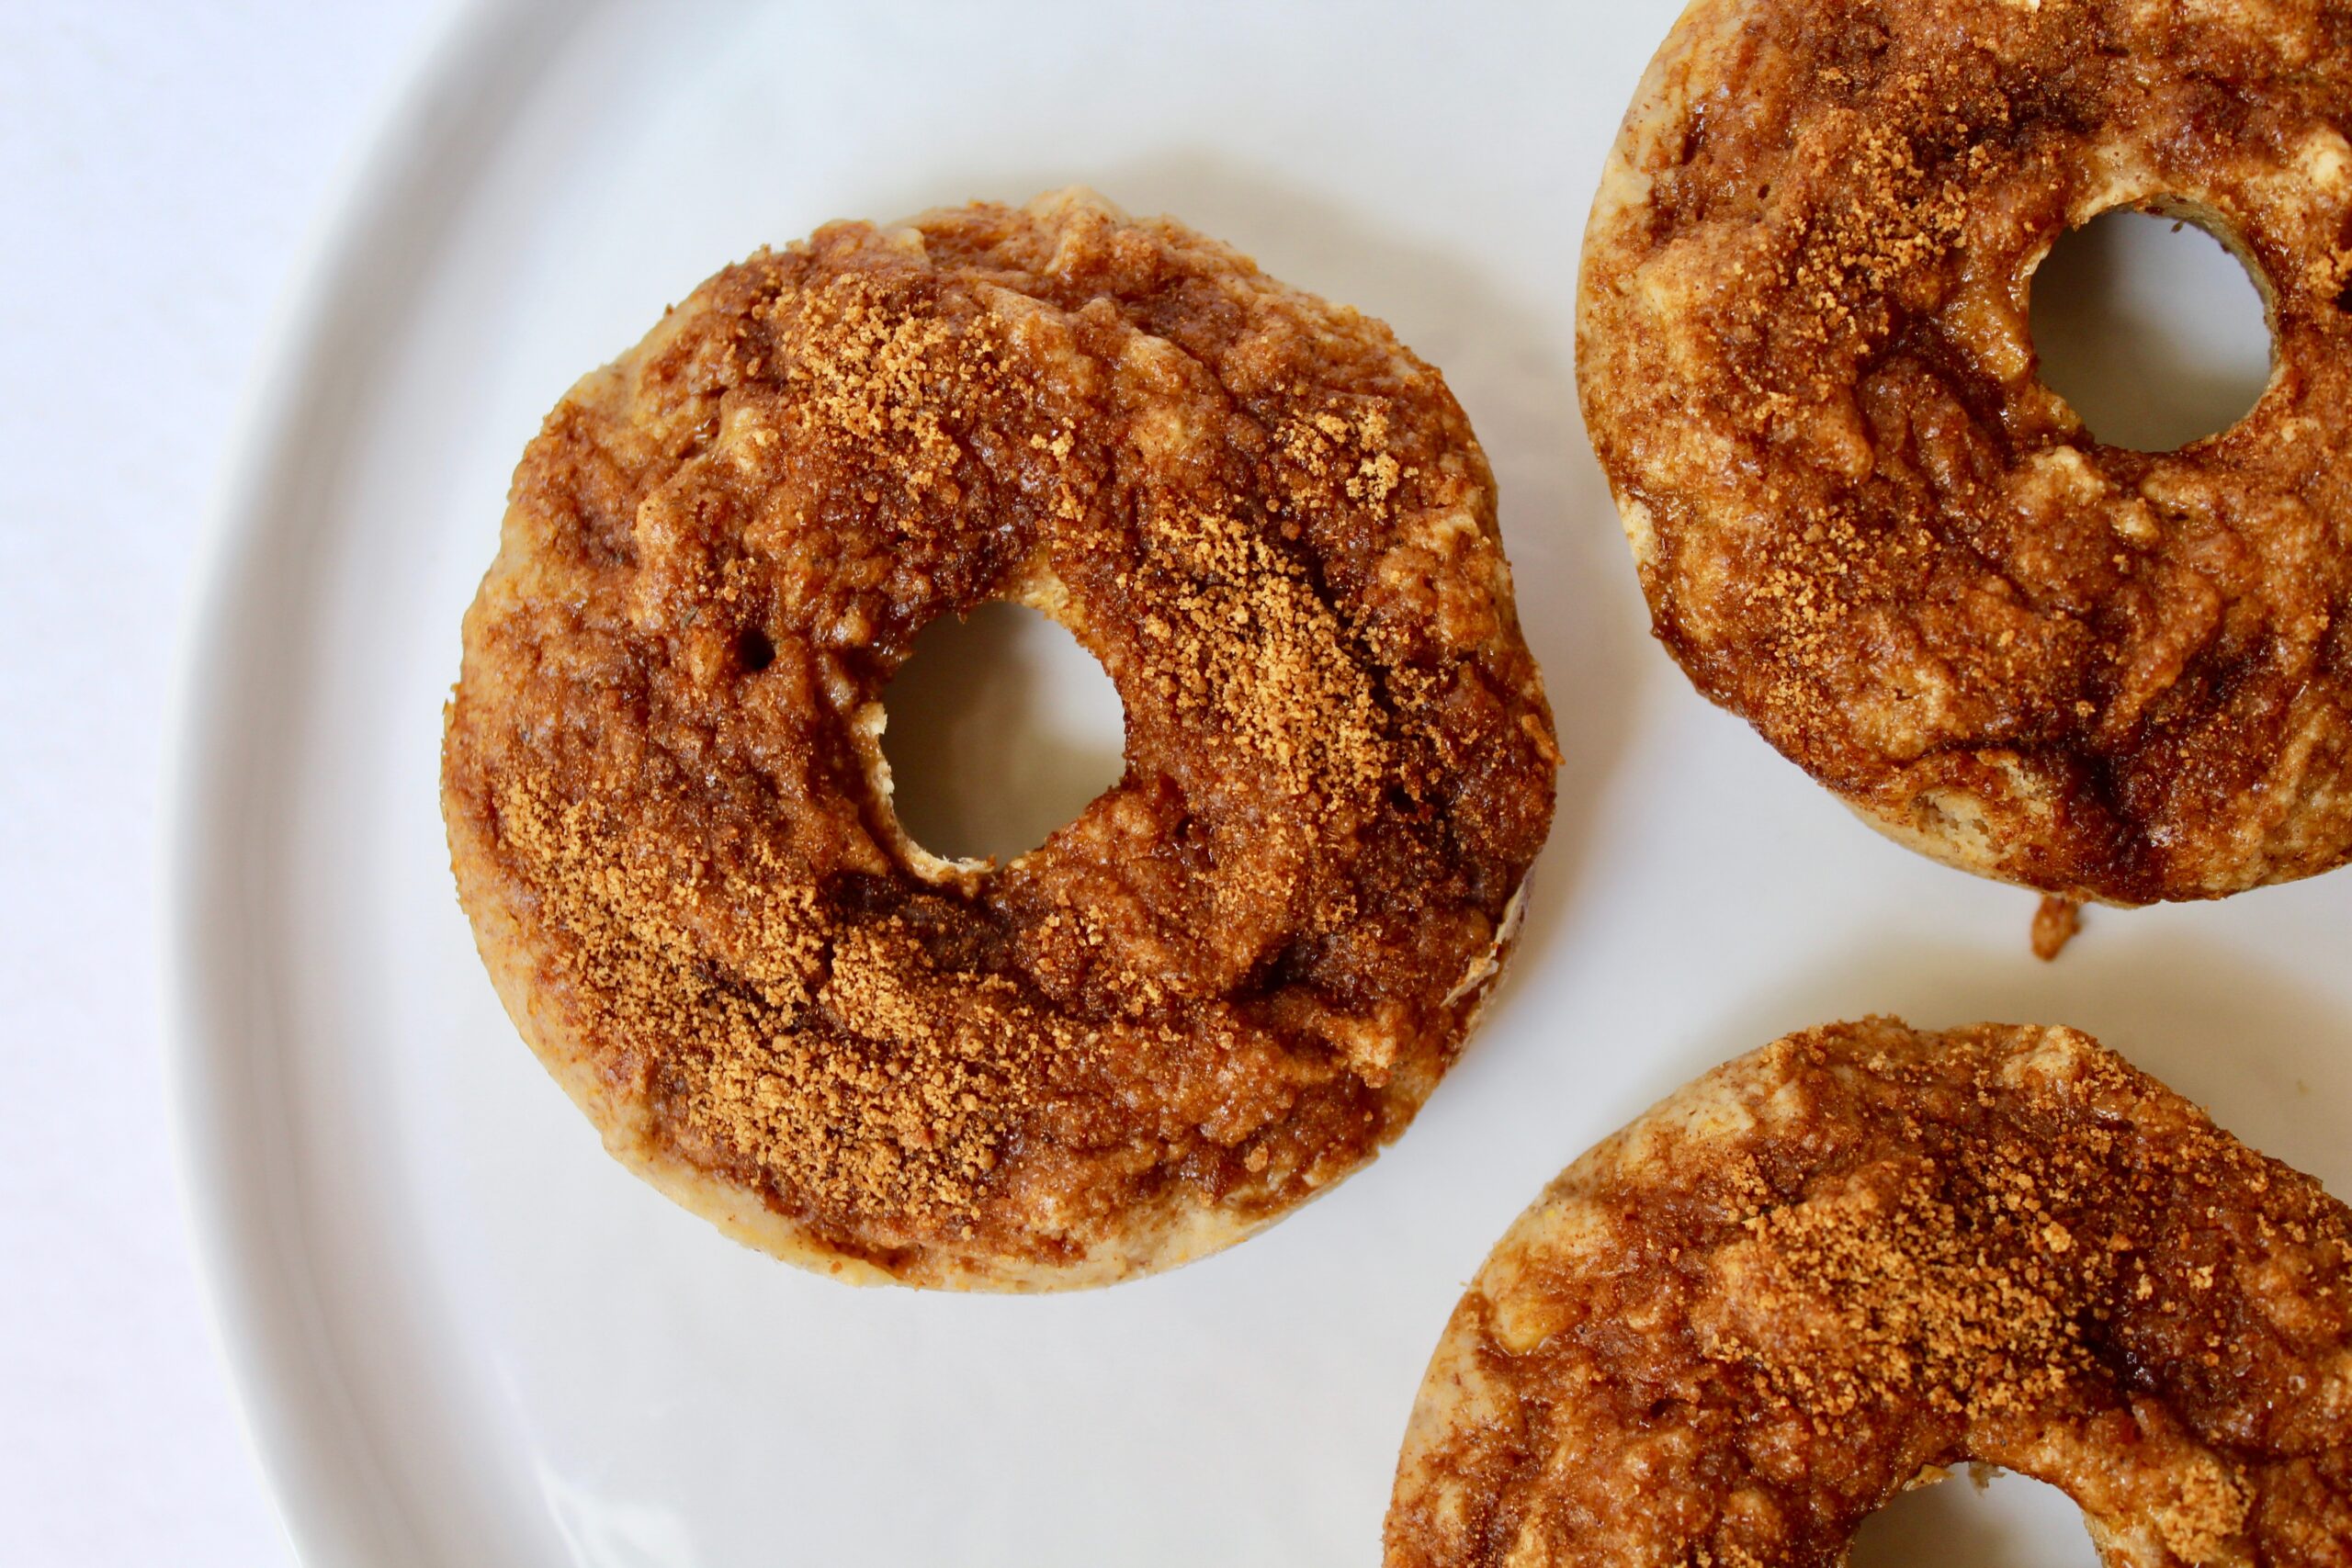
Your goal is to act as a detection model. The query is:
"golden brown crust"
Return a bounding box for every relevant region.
[1578,0,2352,904]
[441,189,1557,1290]
[1385,1019,2352,1566]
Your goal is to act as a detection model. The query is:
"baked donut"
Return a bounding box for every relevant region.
[1577,0,2352,904]
[441,189,1558,1290]
[1386,1019,2352,1566]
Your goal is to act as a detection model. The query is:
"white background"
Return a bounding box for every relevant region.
[1,6,444,1564]
[5,4,2336,1566]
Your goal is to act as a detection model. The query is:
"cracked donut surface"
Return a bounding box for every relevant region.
[441,189,1557,1290]
[1577,0,2352,903]
[1385,1019,2352,1566]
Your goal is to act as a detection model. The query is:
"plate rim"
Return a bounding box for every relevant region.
[161,6,2351,1563]
[161,2,550,1562]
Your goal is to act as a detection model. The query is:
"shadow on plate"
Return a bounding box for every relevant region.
[1850,1467,2094,1568]
[1650,927,2352,1196]
[880,601,1127,865]
[2029,207,2273,453]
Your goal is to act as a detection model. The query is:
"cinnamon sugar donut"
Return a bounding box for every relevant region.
[441,189,1557,1290]
[1386,1019,2352,1566]
[1578,0,2352,904]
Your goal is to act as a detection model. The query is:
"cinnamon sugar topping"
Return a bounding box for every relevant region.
[442,189,1556,1285]
[1579,0,2352,902]
[1387,1020,2352,1565]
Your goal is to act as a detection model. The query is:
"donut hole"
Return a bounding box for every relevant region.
[1849,1465,2093,1567]
[2028,207,2274,451]
[736,626,776,673]
[878,600,1125,864]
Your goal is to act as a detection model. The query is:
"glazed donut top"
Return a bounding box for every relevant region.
[1579,0,2352,902]
[441,190,1557,1287]
[1386,1019,2352,1566]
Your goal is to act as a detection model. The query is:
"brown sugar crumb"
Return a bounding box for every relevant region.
[1130,501,1386,801]
[441,188,1557,1287]
[1387,1019,2352,1565]
[1709,1152,2095,1423]
[490,772,1033,1235]
[766,273,986,501]
[2030,894,2081,962]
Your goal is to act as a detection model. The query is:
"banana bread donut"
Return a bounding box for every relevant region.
[1386,1019,2352,1565]
[1577,0,2352,904]
[441,189,1558,1290]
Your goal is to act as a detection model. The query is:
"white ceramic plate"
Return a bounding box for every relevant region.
[170,2,2350,1563]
